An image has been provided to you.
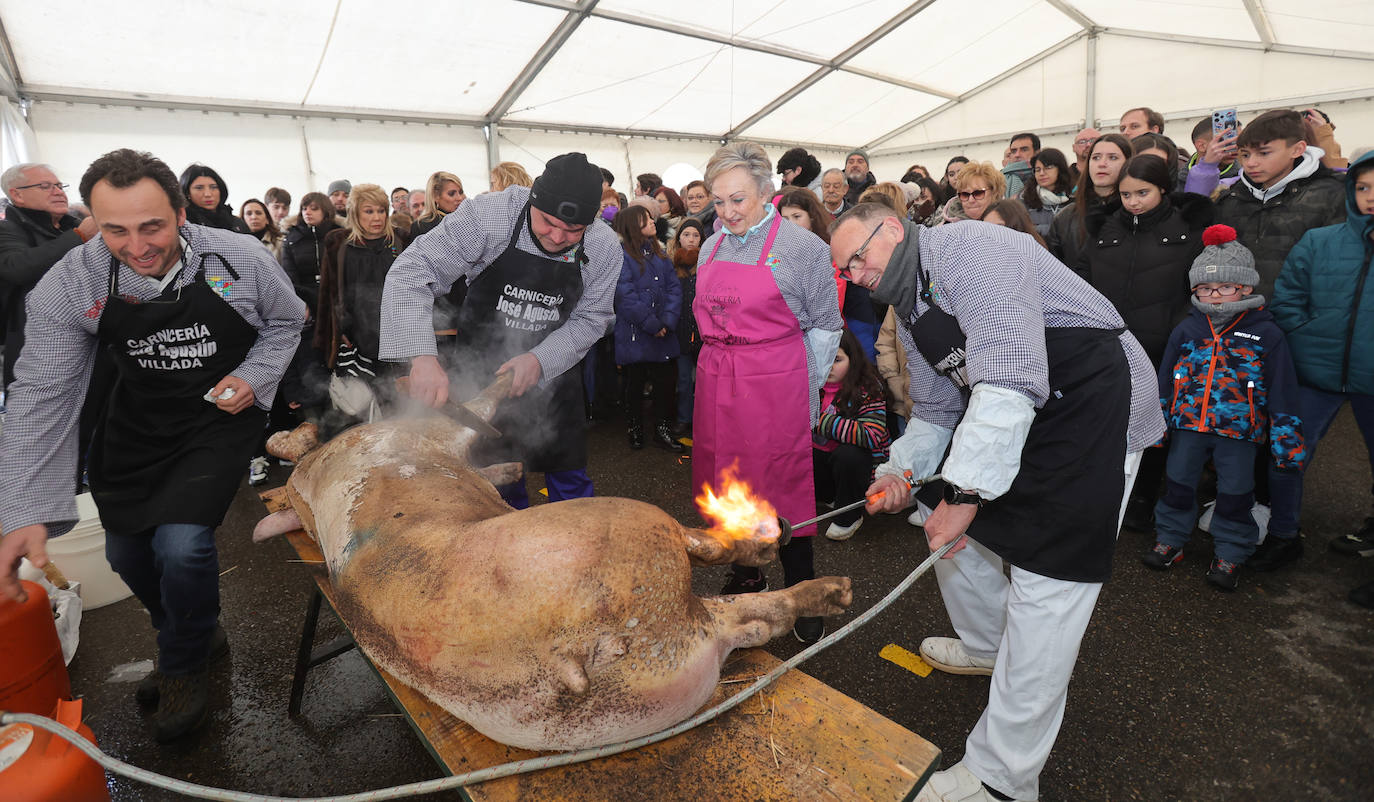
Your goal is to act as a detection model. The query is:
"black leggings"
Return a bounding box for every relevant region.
[622,360,677,425]
[813,444,875,526]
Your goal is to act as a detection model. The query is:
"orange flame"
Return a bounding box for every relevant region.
[695,464,781,542]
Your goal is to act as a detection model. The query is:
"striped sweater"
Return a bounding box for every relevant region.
[816,382,891,462]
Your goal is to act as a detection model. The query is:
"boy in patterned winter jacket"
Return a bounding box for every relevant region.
[1146,225,1307,591]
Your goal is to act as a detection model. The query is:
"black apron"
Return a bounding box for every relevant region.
[905,261,1131,582]
[457,203,587,473]
[88,251,265,533]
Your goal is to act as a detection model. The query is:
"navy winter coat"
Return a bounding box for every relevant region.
[1271,150,1374,394]
[614,245,682,365]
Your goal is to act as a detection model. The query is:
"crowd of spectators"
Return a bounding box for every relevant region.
[0,103,1370,607]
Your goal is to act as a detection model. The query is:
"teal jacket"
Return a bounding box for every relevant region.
[1271,150,1374,394]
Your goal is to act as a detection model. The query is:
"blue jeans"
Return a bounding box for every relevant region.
[676,352,697,426]
[1268,386,1374,537]
[497,469,595,509]
[104,523,219,676]
[1154,430,1259,563]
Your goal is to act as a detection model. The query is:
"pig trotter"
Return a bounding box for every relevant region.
[702,577,853,650]
[267,422,319,463]
[475,462,524,486]
[681,525,780,567]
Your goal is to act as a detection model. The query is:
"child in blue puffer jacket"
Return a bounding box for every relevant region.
[1147,224,1307,591]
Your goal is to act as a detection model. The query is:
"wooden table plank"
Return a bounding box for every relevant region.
[261,487,939,800]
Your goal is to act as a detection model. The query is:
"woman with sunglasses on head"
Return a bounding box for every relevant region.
[693,142,843,646]
[1022,148,1073,237]
[1047,133,1131,270]
[934,162,1004,226]
[179,164,248,234]
[410,171,466,239]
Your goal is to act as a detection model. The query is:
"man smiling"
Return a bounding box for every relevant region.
[381,152,619,510]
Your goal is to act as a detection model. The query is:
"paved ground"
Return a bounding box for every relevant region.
[60,407,1372,801]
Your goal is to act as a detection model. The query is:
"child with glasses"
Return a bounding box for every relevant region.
[1147,224,1307,590]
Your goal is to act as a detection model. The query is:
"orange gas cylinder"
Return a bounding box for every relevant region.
[0,698,110,802]
[0,580,71,714]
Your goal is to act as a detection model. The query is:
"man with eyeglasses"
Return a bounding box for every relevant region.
[1067,126,1101,188]
[829,202,1163,802]
[0,148,306,743]
[381,152,619,510]
[0,163,98,389]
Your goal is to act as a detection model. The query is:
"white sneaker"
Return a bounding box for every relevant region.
[908,506,929,527]
[919,637,995,676]
[915,761,1023,802]
[248,457,270,486]
[824,518,862,541]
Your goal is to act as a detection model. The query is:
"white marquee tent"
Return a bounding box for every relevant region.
[1,0,1371,203]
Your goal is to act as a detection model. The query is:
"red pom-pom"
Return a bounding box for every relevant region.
[1202,224,1237,247]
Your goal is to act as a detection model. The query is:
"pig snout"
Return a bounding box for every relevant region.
[253,509,303,543]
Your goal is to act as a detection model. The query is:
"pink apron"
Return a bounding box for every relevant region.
[692,215,816,537]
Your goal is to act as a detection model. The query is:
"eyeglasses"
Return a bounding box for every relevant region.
[1194,284,1243,297]
[956,188,989,201]
[839,221,884,280]
[15,181,68,192]
[1074,138,1097,146]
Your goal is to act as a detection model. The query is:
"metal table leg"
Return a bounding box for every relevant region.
[288,586,357,716]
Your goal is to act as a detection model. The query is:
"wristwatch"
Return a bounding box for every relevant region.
[943,484,984,508]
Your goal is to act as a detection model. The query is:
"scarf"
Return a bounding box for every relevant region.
[872,219,923,321]
[1191,292,1265,325]
[1037,186,1069,209]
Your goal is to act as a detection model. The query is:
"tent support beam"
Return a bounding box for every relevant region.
[1102,27,1374,61]
[1043,0,1096,30]
[1085,30,1097,128]
[486,124,501,173]
[723,0,942,140]
[863,31,1088,152]
[0,13,21,102]
[487,0,600,123]
[509,0,954,99]
[1240,0,1276,48]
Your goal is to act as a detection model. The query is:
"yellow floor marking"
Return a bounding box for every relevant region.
[880,643,933,677]
[679,437,693,447]
[538,487,548,497]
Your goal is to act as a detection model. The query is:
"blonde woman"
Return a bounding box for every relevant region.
[936,161,1006,224]
[489,161,533,193]
[411,171,466,238]
[317,184,410,420]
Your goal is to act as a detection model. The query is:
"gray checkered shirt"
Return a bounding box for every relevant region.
[0,224,306,537]
[898,221,1164,452]
[378,186,620,384]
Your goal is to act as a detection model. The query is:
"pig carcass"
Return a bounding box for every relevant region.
[254,377,852,751]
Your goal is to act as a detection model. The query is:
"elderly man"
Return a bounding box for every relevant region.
[407,188,426,219]
[820,168,849,218]
[843,149,877,205]
[0,163,98,388]
[830,203,1163,802]
[380,153,619,509]
[1068,126,1101,186]
[0,148,306,743]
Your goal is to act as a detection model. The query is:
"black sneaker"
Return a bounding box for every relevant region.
[1142,542,1184,570]
[1330,518,1374,557]
[720,567,768,595]
[794,617,825,644]
[1247,534,1303,572]
[1206,558,1239,591]
[1122,495,1155,532]
[152,670,210,743]
[137,625,229,707]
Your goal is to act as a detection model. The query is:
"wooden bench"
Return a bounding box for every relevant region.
[261,487,939,800]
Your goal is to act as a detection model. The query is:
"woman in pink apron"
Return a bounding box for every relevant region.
[692,142,844,644]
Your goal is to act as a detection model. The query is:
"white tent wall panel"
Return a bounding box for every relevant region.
[1091,36,1374,121]
[298,118,488,200]
[875,38,1089,154]
[1264,0,1372,52]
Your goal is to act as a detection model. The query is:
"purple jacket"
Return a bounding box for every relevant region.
[613,245,682,365]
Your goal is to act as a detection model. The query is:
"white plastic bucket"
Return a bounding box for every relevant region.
[18,493,132,610]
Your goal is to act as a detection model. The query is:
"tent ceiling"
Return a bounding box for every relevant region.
[3,0,1372,153]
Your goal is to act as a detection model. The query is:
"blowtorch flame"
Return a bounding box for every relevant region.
[695,465,781,542]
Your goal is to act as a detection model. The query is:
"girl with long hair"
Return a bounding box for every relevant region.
[672,218,705,435]
[982,199,1049,250]
[1021,147,1073,236]
[411,171,465,237]
[611,205,683,453]
[489,161,533,193]
[239,198,283,260]
[814,328,890,542]
[1048,133,1131,268]
[280,191,338,311]
[179,163,247,233]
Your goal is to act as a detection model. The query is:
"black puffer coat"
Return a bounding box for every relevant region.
[1077,192,1214,364]
[0,205,83,387]
[280,218,339,312]
[1047,192,1120,272]
[1213,163,1346,298]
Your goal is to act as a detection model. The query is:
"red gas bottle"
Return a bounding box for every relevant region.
[0,580,71,714]
[0,698,110,801]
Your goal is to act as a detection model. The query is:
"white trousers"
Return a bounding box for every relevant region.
[926,450,1141,801]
